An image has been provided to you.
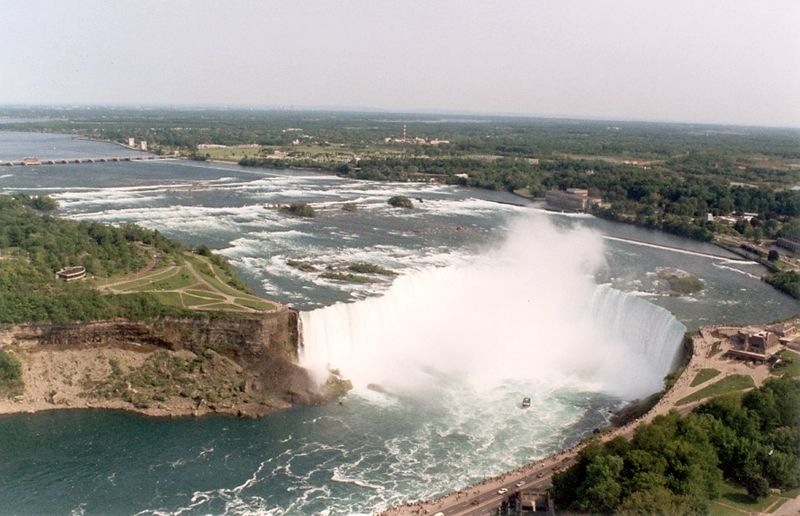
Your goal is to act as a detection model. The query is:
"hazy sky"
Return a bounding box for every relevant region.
[1,0,798,126]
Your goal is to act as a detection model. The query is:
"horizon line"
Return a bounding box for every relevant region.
[1,102,799,131]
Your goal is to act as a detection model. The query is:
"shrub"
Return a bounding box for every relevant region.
[388,195,413,209]
[0,349,23,397]
[195,244,213,257]
[281,202,315,218]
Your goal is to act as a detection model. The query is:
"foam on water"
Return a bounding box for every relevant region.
[1,133,797,516]
[301,214,685,400]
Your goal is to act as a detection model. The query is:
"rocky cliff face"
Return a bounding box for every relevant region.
[0,310,339,418]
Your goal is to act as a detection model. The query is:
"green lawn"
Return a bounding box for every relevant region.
[677,375,755,405]
[711,481,784,514]
[182,292,220,306]
[235,297,275,311]
[691,368,721,387]
[184,289,226,301]
[129,267,197,292]
[105,252,278,314]
[772,349,800,378]
[781,486,800,498]
[200,302,248,312]
[185,255,243,297]
[210,262,253,294]
[111,266,181,291]
[199,146,263,161]
[149,291,184,308]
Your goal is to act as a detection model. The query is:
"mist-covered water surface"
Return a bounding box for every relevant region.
[0,133,796,514]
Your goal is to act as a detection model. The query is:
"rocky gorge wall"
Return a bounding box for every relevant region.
[0,310,336,418]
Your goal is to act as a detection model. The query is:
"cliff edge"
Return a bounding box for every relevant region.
[0,311,343,418]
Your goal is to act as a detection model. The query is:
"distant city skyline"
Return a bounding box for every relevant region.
[1,0,798,128]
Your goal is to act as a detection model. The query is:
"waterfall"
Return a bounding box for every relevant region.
[588,285,686,376]
[299,214,685,400]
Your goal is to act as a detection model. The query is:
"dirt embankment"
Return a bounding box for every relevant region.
[0,313,345,418]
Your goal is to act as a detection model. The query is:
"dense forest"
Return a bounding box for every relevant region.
[550,377,800,514]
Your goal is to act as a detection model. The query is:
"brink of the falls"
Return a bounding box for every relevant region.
[300,214,686,400]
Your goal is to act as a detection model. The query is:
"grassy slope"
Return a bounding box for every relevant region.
[677,375,755,405]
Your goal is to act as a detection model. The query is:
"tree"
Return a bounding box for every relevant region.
[30,195,58,211]
[618,486,695,515]
[574,454,624,513]
[743,472,770,500]
[768,250,779,261]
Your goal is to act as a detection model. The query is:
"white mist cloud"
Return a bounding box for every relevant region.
[301,213,684,400]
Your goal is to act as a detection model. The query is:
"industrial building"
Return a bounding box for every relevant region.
[544,188,600,212]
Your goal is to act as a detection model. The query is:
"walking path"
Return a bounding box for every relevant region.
[97,250,284,314]
[383,325,784,515]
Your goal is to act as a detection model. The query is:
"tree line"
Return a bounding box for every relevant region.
[550,376,800,514]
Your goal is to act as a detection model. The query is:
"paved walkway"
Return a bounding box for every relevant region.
[383,325,781,515]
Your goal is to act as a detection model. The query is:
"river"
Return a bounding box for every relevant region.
[0,132,796,515]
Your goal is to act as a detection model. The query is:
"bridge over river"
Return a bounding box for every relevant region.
[1,155,181,166]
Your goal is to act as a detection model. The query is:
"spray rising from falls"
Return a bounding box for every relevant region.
[300,214,685,400]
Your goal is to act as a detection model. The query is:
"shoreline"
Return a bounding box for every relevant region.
[0,395,292,420]
[0,342,296,420]
[382,320,790,515]
[380,335,700,515]
[0,313,322,421]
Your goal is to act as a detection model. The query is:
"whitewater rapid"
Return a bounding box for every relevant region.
[300,214,686,400]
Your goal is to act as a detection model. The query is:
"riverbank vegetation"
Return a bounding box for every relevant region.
[0,194,271,323]
[3,108,799,297]
[280,202,315,218]
[0,349,23,398]
[5,108,796,244]
[766,270,800,299]
[388,195,413,209]
[550,377,800,513]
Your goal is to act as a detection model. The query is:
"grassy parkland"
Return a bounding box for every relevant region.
[99,251,276,314]
[0,194,279,324]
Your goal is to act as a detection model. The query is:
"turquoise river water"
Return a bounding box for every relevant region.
[0,132,796,515]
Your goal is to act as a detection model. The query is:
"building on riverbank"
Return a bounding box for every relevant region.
[736,328,780,355]
[703,325,784,363]
[545,188,600,212]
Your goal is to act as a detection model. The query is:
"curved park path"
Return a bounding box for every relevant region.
[98,250,286,315]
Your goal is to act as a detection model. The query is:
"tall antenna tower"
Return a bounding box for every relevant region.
[403,124,407,142]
